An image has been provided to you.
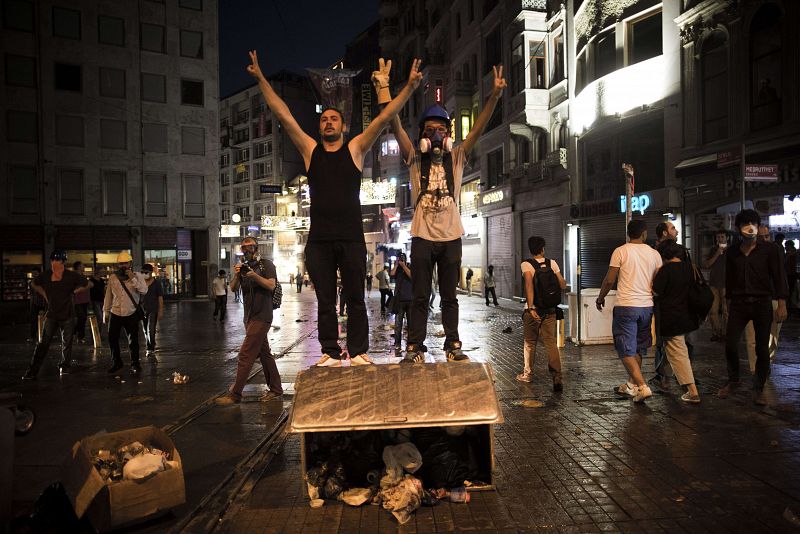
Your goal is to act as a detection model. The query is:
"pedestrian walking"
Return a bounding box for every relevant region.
[744,226,784,371]
[366,272,373,294]
[296,268,303,293]
[652,240,701,403]
[89,271,106,333]
[784,240,798,310]
[650,222,679,390]
[376,60,506,363]
[719,210,788,405]
[22,251,89,379]
[27,266,46,342]
[216,236,283,405]
[516,237,566,392]
[71,261,92,344]
[703,229,729,342]
[104,252,148,374]
[377,265,393,313]
[465,267,474,297]
[484,265,499,306]
[212,270,228,321]
[391,253,413,349]
[596,220,662,403]
[246,51,420,368]
[140,264,164,356]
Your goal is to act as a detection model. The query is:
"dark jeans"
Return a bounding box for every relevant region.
[305,241,368,358]
[108,312,141,365]
[485,286,498,305]
[409,237,462,347]
[28,316,75,373]
[213,295,227,320]
[143,311,158,352]
[379,288,393,311]
[29,303,46,339]
[296,281,303,293]
[725,299,773,388]
[73,303,88,340]
[394,301,410,346]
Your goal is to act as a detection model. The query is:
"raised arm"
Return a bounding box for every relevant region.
[461,65,506,156]
[351,59,422,162]
[247,50,316,166]
[372,58,415,161]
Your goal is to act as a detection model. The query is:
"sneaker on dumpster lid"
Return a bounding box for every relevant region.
[215,394,241,405]
[402,344,425,364]
[633,384,653,403]
[446,341,469,362]
[515,372,532,383]
[314,354,342,367]
[350,354,374,366]
[260,391,283,402]
[615,382,636,396]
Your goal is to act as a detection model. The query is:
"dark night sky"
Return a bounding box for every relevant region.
[219,0,379,97]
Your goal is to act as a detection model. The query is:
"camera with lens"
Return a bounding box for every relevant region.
[239,262,251,275]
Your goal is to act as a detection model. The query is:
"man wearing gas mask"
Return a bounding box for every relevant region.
[217,236,282,404]
[373,61,506,363]
[103,252,148,374]
[719,209,788,405]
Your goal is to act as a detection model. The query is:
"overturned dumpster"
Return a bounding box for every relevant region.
[289,362,504,522]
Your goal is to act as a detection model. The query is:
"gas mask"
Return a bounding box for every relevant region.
[740,223,758,240]
[419,130,453,156]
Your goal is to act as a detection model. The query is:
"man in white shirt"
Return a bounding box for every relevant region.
[212,270,228,322]
[596,220,663,403]
[103,251,148,374]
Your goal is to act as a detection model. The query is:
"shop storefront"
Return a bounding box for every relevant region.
[479,184,514,298]
[144,227,179,297]
[0,225,44,303]
[460,180,482,288]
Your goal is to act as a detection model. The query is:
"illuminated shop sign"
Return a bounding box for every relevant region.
[481,190,505,206]
[619,194,651,215]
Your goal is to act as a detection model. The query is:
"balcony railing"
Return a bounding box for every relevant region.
[544,148,568,168]
[521,0,547,11]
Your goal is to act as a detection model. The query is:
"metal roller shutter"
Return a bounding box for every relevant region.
[487,213,514,298]
[521,207,564,273]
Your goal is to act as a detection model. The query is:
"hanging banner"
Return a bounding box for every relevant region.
[307,68,361,131]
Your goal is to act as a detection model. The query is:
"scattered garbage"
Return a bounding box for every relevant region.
[172,371,189,384]
[513,399,544,408]
[90,440,175,484]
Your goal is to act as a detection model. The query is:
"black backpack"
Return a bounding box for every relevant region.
[527,259,562,310]
[686,255,713,321]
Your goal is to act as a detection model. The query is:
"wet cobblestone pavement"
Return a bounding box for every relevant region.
[3,289,800,532]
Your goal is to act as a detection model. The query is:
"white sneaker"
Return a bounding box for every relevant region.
[633,384,653,403]
[313,354,342,367]
[615,382,635,396]
[350,354,374,366]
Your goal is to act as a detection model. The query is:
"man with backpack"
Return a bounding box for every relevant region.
[217,236,283,405]
[516,236,566,391]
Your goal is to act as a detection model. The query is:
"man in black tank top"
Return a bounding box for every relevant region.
[246,51,422,366]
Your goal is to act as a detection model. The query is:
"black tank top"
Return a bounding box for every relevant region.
[307,141,364,243]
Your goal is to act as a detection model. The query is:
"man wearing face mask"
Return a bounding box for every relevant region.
[140,263,164,356]
[104,252,148,374]
[375,62,506,363]
[719,210,788,405]
[23,250,89,379]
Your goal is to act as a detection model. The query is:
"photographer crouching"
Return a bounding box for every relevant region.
[216,236,283,405]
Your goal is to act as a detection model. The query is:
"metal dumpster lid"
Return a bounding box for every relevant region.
[288,362,504,433]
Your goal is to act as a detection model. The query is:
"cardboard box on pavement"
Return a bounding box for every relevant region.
[61,426,185,532]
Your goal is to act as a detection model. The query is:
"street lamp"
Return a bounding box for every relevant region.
[231,213,241,223]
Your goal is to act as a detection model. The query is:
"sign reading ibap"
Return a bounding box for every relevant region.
[620,194,651,215]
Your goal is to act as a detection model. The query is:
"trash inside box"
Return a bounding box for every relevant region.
[61,425,185,532]
[289,362,504,491]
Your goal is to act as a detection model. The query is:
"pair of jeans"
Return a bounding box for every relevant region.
[485,287,498,305]
[305,241,368,358]
[213,295,227,320]
[73,303,88,340]
[394,301,410,346]
[231,319,282,396]
[725,298,773,388]
[408,237,462,347]
[379,288,393,311]
[28,316,76,373]
[143,311,158,352]
[108,312,141,365]
[745,300,781,372]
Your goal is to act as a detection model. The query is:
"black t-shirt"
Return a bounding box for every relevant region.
[35,270,89,321]
[240,259,278,324]
[306,142,365,243]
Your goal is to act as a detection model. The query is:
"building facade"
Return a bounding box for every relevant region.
[0,0,220,305]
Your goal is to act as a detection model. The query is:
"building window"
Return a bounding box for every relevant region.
[235,147,250,163]
[3,0,34,32]
[575,49,587,94]
[145,174,167,216]
[142,123,168,152]
[750,4,782,131]
[58,169,84,215]
[254,141,268,157]
[530,41,546,89]
[9,166,37,214]
[551,33,564,85]
[5,54,36,87]
[6,110,37,142]
[181,79,204,106]
[234,185,250,202]
[221,190,230,204]
[55,115,84,146]
[220,153,230,167]
[55,63,81,92]
[455,13,461,40]
[99,67,125,98]
[100,119,127,149]
[235,165,249,183]
[181,126,205,155]
[220,172,230,187]
[517,137,530,165]
[254,162,267,179]
[53,7,81,39]
[141,72,166,102]
[180,30,203,58]
[98,15,125,46]
[595,30,616,80]
[102,170,126,215]
[510,35,524,93]
[484,27,501,75]
[183,175,205,217]
[460,111,471,141]
[627,9,662,65]
[140,23,165,53]
[702,31,728,144]
[486,95,503,132]
[233,127,249,145]
[179,0,202,10]
[486,148,504,188]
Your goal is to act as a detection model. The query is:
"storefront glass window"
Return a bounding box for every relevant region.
[145,249,179,296]
[2,251,43,301]
[65,250,95,273]
[95,249,131,280]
